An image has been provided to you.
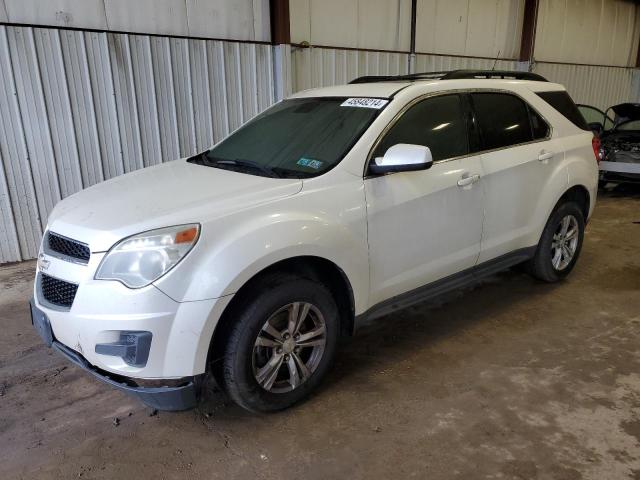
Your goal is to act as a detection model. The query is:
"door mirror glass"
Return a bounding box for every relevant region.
[369,144,433,174]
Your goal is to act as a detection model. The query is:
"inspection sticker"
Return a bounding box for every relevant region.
[341,98,389,109]
[297,157,324,169]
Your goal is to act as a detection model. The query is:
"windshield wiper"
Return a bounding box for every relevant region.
[190,153,306,178]
[206,156,281,178]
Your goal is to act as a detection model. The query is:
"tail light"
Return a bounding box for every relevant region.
[592,135,602,164]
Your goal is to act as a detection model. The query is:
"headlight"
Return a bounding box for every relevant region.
[95,224,200,288]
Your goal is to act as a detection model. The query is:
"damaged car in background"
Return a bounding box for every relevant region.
[578,102,640,187]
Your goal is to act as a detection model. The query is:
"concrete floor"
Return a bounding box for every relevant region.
[1,189,639,480]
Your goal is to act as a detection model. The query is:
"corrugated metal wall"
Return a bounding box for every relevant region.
[290,48,527,92]
[0,25,276,263]
[291,46,408,92]
[532,62,636,110]
[414,54,521,73]
[535,0,640,67]
[3,29,636,264]
[1,0,272,42]
[290,46,640,111]
[289,0,525,59]
[290,0,412,51]
[415,0,525,59]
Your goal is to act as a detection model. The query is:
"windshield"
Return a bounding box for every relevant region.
[189,97,386,178]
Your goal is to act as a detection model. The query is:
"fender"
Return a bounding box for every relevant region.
[153,182,370,312]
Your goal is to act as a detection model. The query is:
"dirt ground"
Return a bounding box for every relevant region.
[1,188,639,480]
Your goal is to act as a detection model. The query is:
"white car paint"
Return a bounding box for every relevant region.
[33,78,598,381]
[366,152,485,305]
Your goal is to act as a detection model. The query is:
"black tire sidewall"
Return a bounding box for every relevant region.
[222,275,339,412]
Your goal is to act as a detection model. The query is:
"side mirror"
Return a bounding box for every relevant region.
[588,122,604,136]
[369,144,433,175]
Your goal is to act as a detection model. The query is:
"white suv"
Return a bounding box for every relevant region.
[30,70,599,413]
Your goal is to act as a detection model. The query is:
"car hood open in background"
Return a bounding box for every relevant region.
[609,103,640,124]
[47,159,303,252]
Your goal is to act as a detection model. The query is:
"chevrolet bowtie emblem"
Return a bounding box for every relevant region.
[37,253,50,272]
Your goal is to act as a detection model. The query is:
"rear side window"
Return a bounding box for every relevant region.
[471,93,534,150]
[529,108,550,140]
[372,94,468,161]
[536,90,589,130]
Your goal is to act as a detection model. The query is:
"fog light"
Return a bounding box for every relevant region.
[95,331,152,367]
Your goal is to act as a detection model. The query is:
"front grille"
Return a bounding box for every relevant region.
[47,232,90,263]
[40,274,78,309]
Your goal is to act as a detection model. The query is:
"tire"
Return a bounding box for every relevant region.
[220,273,339,412]
[527,201,585,283]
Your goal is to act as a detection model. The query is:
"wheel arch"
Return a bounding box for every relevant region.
[206,255,357,371]
[528,182,591,256]
[557,184,590,221]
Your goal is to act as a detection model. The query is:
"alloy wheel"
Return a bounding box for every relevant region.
[551,214,579,271]
[252,302,327,393]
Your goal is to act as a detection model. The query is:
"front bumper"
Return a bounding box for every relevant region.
[31,247,234,410]
[33,264,232,379]
[31,298,201,410]
[53,339,201,411]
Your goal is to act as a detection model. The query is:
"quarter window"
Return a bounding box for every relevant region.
[372,94,469,162]
[537,91,590,130]
[529,107,549,140]
[471,93,538,150]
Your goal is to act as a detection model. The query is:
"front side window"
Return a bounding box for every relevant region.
[372,94,469,162]
[190,98,384,178]
[471,93,535,150]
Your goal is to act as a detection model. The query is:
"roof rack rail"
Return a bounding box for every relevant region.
[348,69,548,84]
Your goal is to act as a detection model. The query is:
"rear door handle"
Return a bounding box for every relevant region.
[457,173,481,187]
[538,151,555,162]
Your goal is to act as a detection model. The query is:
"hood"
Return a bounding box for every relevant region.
[609,103,640,123]
[48,159,302,252]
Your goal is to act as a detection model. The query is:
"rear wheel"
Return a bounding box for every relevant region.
[220,273,339,412]
[527,202,585,283]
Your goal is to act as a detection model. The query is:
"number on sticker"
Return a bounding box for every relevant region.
[341,98,389,109]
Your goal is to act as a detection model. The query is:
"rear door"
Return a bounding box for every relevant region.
[470,92,557,263]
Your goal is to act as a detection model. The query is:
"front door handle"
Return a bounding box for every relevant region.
[457,173,481,187]
[538,151,555,162]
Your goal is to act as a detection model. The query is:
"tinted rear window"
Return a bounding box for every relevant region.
[536,90,589,130]
[471,93,533,150]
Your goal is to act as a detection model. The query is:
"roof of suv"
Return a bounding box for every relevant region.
[291,78,565,100]
[289,69,565,100]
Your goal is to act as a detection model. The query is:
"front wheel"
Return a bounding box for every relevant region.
[220,273,339,412]
[527,201,585,283]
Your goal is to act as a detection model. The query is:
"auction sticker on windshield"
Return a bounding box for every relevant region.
[341,98,389,109]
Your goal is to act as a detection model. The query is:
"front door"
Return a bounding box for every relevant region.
[365,94,484,306]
